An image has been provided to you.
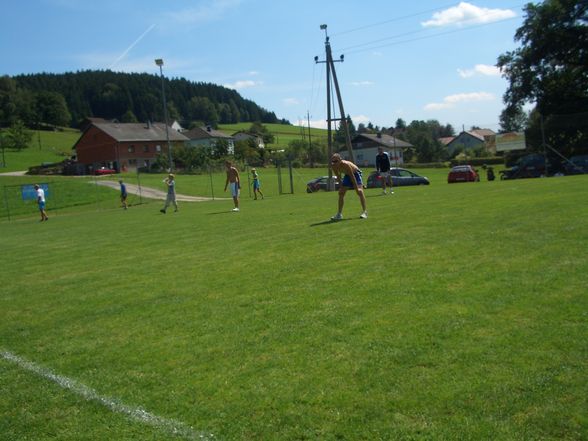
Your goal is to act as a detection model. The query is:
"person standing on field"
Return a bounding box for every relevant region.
[34,184,49,221]
[160,174,178,214]
[224,160,241,211]
[119,179,128,209]
[329,153,367,220]
[251,168,264,200]
[375,147,393,194]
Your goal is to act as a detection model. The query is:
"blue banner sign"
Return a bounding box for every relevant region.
[21,183,49,201]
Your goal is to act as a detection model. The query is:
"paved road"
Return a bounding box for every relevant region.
[95,180,226,202]
[0,170,28,176]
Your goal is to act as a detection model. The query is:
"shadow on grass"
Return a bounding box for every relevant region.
[206,210,238,215]
[309,218,353,227]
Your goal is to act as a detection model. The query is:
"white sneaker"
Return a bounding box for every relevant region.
[330,213,343,221]
[232,207,240,212]
[389,190,394,194]
[360,211,368,219]
[382,190,387,195]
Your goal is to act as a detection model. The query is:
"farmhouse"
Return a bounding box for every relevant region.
[338,133,413,167]
[232,131,265,149]
[446,129,496,155]
[74,121,189,172]
[183,126,235,154]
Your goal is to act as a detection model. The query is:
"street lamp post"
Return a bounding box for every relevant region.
[155,58,172,171]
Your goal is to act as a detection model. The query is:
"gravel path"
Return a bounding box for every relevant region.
[95,180,226,202]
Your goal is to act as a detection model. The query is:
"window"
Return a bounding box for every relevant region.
[143,145,149,152]
[128,145,135,153]
[156,145,161,152]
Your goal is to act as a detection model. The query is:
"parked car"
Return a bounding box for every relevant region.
[95,167,116,175]
[564,154,588,175]
[306,176,339,193]
[447,165,479,183]
[366,168,430,188]
[500,154,547,180]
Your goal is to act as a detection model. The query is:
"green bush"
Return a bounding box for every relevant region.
[404,162,449,168]
[450,157,504,167]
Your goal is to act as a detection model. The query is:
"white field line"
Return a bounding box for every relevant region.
[1,350,214,441]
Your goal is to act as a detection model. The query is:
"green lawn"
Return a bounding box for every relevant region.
[1,173,587,440]
[218,123,328,149]
[0,128,80,172]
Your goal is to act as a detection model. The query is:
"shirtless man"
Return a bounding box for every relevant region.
[224,160,241,212]
[330,153,367,220]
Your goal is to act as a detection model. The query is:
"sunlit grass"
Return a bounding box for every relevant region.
[1,174,586,440]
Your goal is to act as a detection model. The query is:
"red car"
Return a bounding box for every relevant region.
[95,167,116,175]
[448,165,479,183]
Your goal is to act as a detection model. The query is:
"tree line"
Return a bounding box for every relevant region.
[0,70,287,130]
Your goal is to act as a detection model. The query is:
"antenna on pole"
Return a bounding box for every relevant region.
[314,24,355,190]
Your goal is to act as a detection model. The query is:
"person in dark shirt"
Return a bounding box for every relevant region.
[119,179,128,209]
[375,147,393,195]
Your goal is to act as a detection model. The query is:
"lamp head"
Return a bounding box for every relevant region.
[154,59,164,66]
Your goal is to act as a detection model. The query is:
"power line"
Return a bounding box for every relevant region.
[331,3,458,37]
[331,3,525,54]
[342,16,519,56]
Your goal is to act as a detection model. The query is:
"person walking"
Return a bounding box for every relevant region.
[160,174,178,213]
[34,184,49,221]
[375,147,393,194]
[224,161,241,211]
[329,153,367,220]
[119,179,128,209]
[251,168,264,200]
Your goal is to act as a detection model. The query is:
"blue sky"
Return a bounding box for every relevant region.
[1,0,526,132]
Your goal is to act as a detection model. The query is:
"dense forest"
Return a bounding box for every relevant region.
[0,70,287,129]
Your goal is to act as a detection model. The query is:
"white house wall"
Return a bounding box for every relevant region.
[340,147,404,167]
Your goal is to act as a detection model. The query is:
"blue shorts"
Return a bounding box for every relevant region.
[230,182,240,197]
[253,180,260,190]
[342,170,363,188]
[38,201,46,210]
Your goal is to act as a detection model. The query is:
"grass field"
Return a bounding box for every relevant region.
[1,171,587,440]
[218,123,328,149]
[0,128,80,173]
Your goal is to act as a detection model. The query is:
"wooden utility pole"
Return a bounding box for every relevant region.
[307,111,314,168]
[315,24,355,189]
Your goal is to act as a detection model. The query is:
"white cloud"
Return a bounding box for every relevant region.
[248,71,260,76]
[457,64,501,78]
[422,2,516,28]
[424,92,495,111]
[295,119,327,129]
[223,80,262,90]
[167,0,241,25]
[352,115,371,125]
[294,115,371,129]
[283,98,300,106]
[349,81,374,87]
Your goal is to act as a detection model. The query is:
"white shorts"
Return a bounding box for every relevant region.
[379,171,390,179]
[230,182,240,197]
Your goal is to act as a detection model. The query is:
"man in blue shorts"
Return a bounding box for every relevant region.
[329,153,367,220]
[34,184,49,221]
[224,160,241,212]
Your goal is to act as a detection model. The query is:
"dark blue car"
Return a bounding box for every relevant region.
[367,168,430,188]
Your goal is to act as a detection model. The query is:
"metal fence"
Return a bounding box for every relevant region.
[0,174,151,221]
